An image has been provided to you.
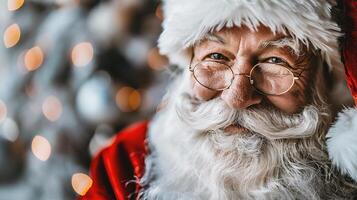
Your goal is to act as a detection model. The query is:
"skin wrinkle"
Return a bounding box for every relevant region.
[192,26,314,113]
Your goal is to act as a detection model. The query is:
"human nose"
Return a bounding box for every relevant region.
[221,61,262,109]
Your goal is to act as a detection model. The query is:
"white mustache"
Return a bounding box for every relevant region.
[237,105,319,139]
[176,93,321,140]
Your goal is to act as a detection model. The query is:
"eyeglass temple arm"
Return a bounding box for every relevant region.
[294,67,308,80]
[188,50,195,71]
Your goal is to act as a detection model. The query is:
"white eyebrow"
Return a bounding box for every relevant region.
[200,34,303,57]
[259,37,301,56]
[202,33,226,44]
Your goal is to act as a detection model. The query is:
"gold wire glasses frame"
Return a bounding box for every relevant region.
[189,60,304,96]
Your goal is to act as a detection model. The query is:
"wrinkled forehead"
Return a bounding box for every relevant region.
[196,26,304,56]
[213,25,285,39]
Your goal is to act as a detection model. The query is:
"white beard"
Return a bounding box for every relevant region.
[138,73,346,200]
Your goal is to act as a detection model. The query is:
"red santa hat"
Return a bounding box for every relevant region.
[157,0,357,182]
[326,0,357,182]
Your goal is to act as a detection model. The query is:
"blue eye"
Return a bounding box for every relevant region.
[208,53,228,61]
[266,57,286,64]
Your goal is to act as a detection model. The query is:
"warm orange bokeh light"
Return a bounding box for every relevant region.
[24,46,44,71]
[3,24,21,48]
[31,135,51,161]
[0,100,7,123]
[147,47,168,71]
[115,87,142,112]
[71,42,94,67]
[71,173,93,196]
[7,0,25,11]
[42,96,62,122]
[155,5,164,21]
[128,90,141,111]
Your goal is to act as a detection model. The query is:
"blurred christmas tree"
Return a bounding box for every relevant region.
[0,0,169,199]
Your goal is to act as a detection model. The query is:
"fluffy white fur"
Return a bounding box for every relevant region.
[327,108,357,181]
[158,0,342,71]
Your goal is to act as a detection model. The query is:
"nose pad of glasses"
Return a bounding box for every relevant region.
[221,77,263,109]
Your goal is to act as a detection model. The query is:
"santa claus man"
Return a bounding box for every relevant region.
[81,0,357,199]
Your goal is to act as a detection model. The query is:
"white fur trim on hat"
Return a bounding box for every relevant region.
[158,0,342,70]
[327,107,357,182]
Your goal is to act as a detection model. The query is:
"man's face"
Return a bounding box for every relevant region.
[191,26,316,114]
[144,27,335,200]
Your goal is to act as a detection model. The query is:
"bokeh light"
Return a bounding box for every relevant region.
[42,96,62,122]
[7,0,25,11]
[147,47,168,71]
[24,46,44,71]
[115,87,141,112]
[71,173,93,196]
[128,90,141,111]
[3,24,21,48]
[31,135,51,161]
[1,118,19,142]
[71,42,94,67]
[155,5,164,21]
[0,100,7,123]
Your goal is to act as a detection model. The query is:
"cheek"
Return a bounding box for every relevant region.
[191,76,219,101]
[266,80,309,114]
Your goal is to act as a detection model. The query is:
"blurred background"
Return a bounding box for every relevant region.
[0,0,171,199]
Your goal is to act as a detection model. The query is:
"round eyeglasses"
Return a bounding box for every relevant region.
[189,60,303,96]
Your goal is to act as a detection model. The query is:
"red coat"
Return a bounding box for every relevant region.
[343,0,357,104]
[79,122,148,200]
